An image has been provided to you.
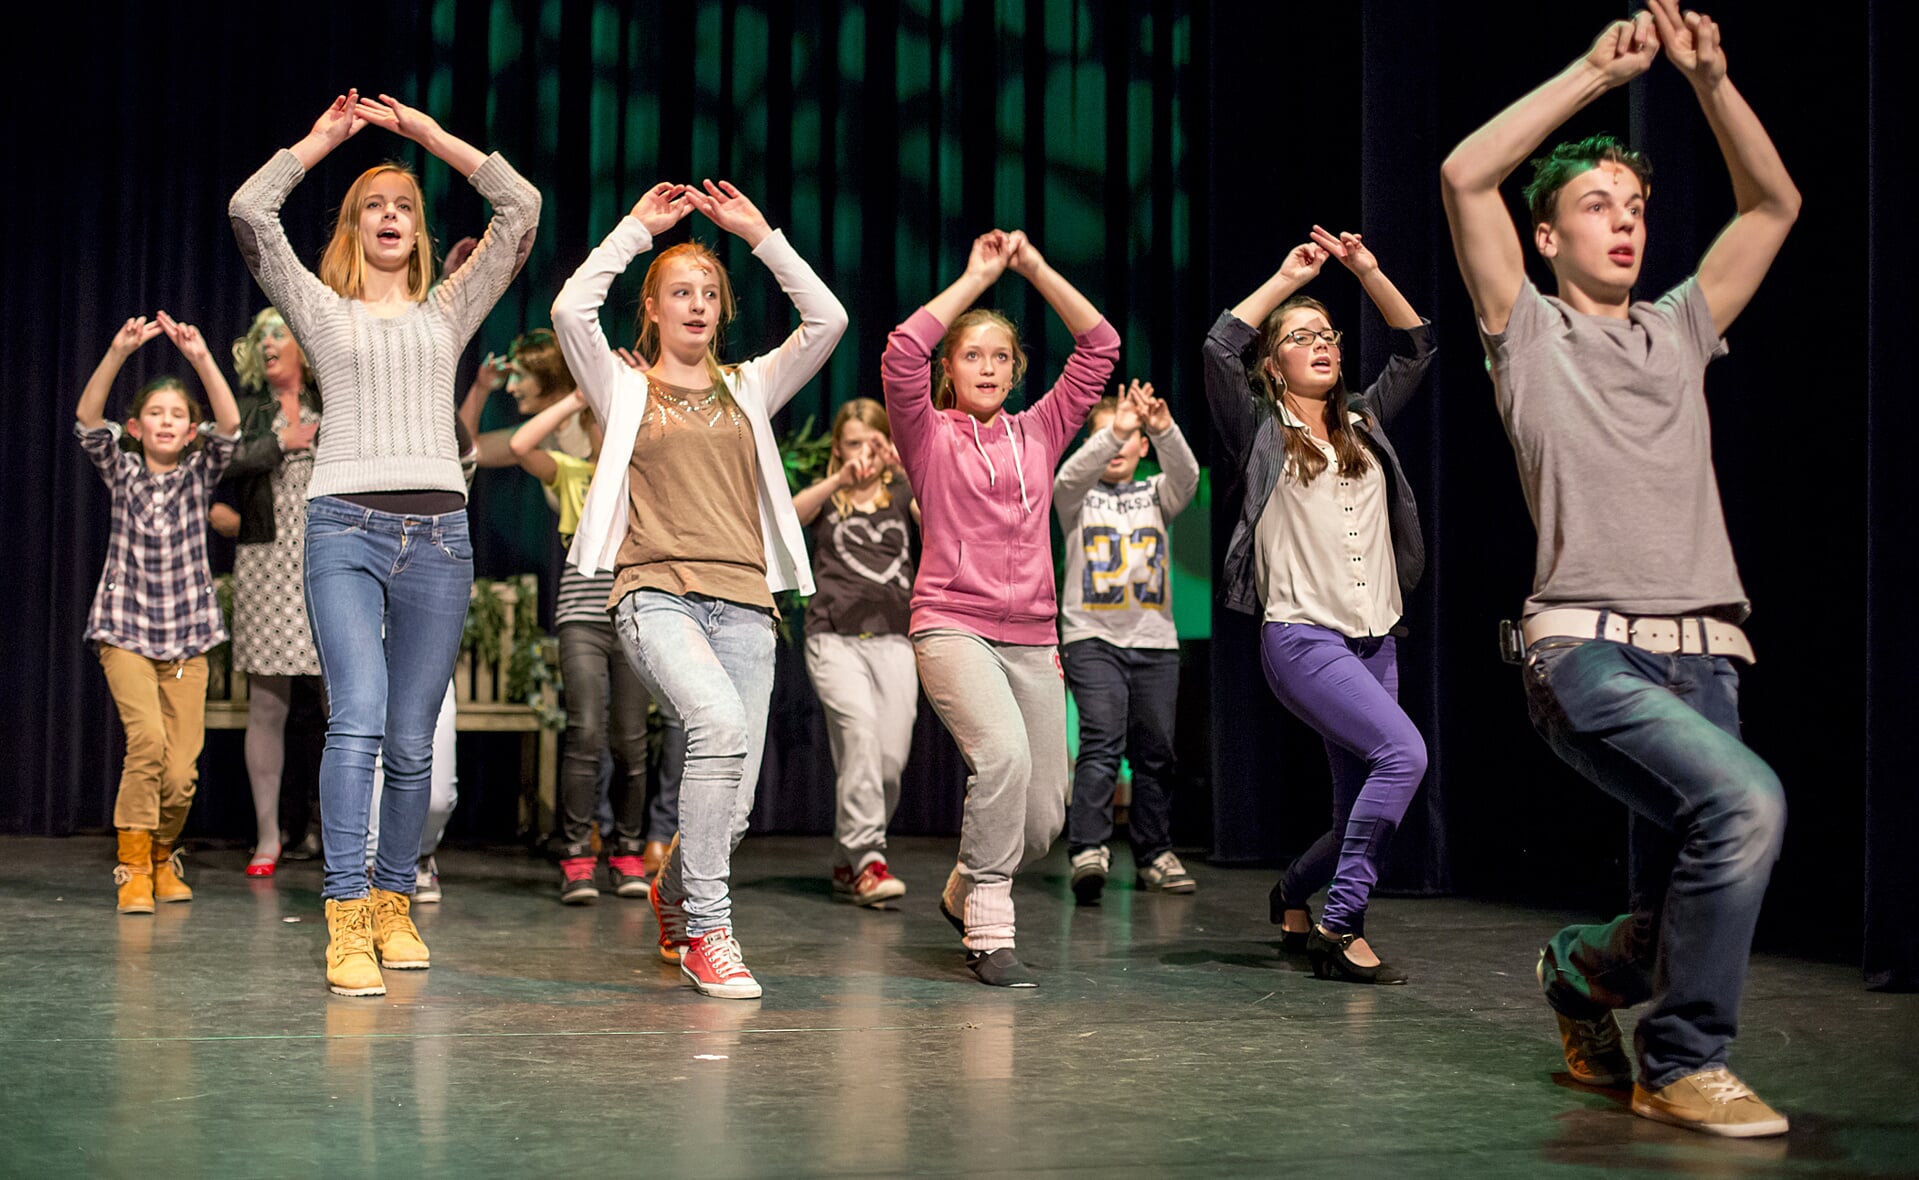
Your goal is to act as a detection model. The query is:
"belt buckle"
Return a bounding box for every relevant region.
[1628,617,1681,654]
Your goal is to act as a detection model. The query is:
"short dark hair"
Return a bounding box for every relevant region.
[1523,134,1652,227]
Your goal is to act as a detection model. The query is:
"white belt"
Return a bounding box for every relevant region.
[1521,608,1756,664]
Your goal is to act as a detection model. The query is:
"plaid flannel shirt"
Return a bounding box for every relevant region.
[79,421,237,660]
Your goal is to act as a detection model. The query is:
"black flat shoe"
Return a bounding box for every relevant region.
[967,947,1038,987]
[1270,882,1313,953]
[1306,926,1408,985]
[940,897,965,937]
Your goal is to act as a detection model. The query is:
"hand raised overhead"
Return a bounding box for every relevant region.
[109,316,163,359]
[156,311,212,367]
[308,91,368,149]
[1278,242,1330,286]
[964,230,1015,282]
[686,180,771,246]
[1310,226,1380,276]
[1647,0,1726,88]
[354,94,445,145]
[631,182,693,237]
[1583,11,1660,87]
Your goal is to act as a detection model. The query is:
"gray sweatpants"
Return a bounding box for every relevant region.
[804,632,919,871]
[913,629,1068,951]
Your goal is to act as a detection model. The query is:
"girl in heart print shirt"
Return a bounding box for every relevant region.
[791,399,921,908]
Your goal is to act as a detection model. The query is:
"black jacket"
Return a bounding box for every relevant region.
[221,387,321,545]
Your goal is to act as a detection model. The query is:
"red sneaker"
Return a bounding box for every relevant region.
[680,928,761,999]
[558,856,599,905]
[649,872,691,965]
[833,860,907,907]
[607,854,650,898]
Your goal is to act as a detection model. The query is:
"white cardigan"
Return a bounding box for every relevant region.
[552,217,848,596]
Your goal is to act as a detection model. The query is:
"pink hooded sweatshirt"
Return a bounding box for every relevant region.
[880,308,1121,645]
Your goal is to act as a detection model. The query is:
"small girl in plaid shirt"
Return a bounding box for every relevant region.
[76,313,244,915]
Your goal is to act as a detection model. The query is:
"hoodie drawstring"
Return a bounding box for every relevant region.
[969,416,1032,515]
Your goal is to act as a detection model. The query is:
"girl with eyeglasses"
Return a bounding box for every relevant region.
[1201,226,1436,984]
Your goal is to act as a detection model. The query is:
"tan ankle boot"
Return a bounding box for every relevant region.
[324,897,386,996]
[643,839,669,879]
[151,841,193,903]
[115,830,155,915]
[369,888,430,969]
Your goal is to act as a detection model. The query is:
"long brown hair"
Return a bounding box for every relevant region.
[634,241,737,398]
[1253,295,1371,485]
[933,309,1028,411]
[319,164,436,301]
[825,398,897,517]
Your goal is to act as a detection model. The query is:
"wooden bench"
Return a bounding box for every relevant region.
[207,575,560,836]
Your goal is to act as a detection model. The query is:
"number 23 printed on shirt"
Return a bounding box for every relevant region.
[1082,524,1167,608]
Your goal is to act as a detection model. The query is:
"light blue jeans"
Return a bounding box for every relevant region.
[613,590,776,938]
[304,497,472,901]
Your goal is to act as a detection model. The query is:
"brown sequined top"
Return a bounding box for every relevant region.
[609,377,774,611]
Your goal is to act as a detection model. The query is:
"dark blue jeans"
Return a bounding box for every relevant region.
[1063,639,1180,861]
[304,497,473,901]
[1524,637,1786,1090]
[1262,624,1427,936]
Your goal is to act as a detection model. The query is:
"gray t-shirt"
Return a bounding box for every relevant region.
[1482,278,1748,620]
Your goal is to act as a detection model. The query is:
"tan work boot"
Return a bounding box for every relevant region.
[369,888,430,969]
[1632,1067,1790,1137]
[324,897,386,997]
[643,839,670,880]
[151,841,193,903]
[114,830,155,915]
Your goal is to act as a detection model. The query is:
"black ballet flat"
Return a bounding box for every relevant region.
[1306,926,1408,985]
[940,897,966,937]
[1269,881,1312,954]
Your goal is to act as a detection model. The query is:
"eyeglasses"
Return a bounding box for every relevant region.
[1280,328,1343,348]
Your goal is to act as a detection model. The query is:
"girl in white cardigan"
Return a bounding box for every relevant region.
[551,181,847,999]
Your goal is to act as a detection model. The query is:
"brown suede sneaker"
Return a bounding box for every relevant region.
[1632,1068,1790,1137]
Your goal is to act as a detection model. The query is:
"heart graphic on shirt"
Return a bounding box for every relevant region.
[833,513,910,589]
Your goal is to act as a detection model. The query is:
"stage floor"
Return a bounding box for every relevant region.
[1,836,1912,1179]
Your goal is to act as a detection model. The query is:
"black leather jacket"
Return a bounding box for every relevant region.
[221,386,321,545]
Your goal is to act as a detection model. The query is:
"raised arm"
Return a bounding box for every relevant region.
[76,317,161,430]
[457,350,510,457]
[792,465,855,527]
[1202,245,1327,463]
[688,180,849,415]
[551,184,690,423]
[506,389,586,484]
[1312,227,1422,329]
[1141,389,1200,519]
[157,312,242,437]
[230,97,364,334]
[1439,15,1659,333]
[1646,0,1799,333]
[354,93,485,177]
[1004,234,1119,452]
[1053,388,1137,527]
[881,233,1016,468]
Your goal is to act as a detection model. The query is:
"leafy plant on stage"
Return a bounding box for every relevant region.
[772,416,836,643]
[463,576,563,730]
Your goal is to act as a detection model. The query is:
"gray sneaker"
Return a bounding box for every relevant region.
[414,857,442,904]
[1070,846,1110,906]
[1138,850,1197,894]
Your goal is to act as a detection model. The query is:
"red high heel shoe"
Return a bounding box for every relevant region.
[245,849,280,878]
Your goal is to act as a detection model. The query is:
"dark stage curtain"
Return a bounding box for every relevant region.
[2,2,1204,850]
[1198,1,1914,983]
[6,2,1914,983]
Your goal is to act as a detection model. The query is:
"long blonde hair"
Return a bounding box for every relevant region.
[933,309,1028,411]
[319,164,436,300]
[634,241,737,398]
[825,398,897,517]
[230,307,316,396]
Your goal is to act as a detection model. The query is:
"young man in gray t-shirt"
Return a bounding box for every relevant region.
[1441,0,1800,1139]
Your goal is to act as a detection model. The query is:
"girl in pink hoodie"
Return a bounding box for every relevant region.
[880,230,1119,986]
